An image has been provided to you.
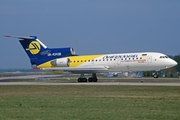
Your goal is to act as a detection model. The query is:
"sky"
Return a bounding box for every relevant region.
[0,0,180,69]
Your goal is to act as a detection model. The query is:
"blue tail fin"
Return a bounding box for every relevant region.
[19,36,48,59]
[5,35,76,68]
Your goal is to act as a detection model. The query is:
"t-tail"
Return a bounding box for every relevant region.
[5,35,76,69]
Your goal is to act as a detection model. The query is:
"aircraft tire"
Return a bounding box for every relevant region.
[88,77,93,82]
[153,74,159,78]
[77,78,83,82]
[83,78,87,82]
[78,78,87,82]
[92,78,98,82]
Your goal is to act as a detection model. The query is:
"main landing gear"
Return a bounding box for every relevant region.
[77,73,98,82]
[152,72,159,78]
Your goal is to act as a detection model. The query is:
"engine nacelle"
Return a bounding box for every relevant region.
[51,58,70,67]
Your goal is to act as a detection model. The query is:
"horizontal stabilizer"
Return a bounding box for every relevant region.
[4,35,37,40]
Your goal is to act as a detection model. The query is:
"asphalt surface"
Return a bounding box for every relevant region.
[0,75,180,86]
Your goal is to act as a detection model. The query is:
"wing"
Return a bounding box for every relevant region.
[41,66,110,73]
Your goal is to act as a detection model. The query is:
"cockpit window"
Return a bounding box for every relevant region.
[160,56,169,58]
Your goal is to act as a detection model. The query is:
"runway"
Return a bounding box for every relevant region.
[0,82,180,86]
[0,75,62,80]
[1,74,180,86]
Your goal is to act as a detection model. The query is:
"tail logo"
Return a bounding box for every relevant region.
[26,41,41,54]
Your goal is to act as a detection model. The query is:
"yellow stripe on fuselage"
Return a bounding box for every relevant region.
[37,54,104,68]
[69,55,103,67]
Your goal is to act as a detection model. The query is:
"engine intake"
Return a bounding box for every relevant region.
[70,48,75,55]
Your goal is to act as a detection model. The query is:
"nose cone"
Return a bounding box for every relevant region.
[169,59,177,67]
[173,60,178,66]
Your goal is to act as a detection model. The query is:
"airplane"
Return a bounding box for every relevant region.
[5,35,177,82]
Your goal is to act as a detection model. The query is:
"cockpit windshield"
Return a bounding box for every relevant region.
[160,56,169,58]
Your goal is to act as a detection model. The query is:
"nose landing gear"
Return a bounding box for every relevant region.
[152,72,159,78]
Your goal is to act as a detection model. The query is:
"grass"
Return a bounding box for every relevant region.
[0,85,180,120]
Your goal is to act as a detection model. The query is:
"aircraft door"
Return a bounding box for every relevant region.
[147,56,152,63]
[117,59,121,65]
[114,58,121,67]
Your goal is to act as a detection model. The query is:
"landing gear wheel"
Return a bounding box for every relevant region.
[90,73,98,82]
[88,77,98,82]
[88,77,93,82]
[77,78,87,82]
[82,78,87,82]
[92,78,98,82]
[78,73,98,82]
[78,78,82,82]
[153,74,159,78]
[77,73,88,82]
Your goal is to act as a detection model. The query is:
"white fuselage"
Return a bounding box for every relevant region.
[74,52,177,72]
